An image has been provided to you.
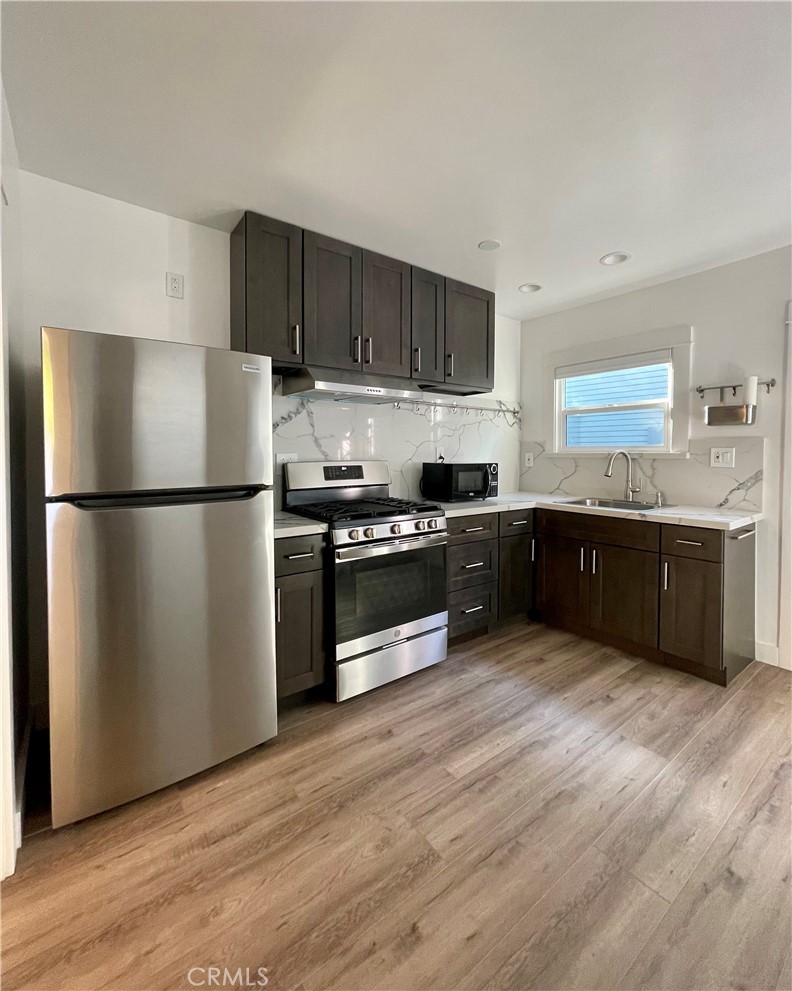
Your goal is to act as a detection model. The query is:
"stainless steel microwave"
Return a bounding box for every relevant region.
[420,462,498,502]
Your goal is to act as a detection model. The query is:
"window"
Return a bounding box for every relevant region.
[555,350,673,452]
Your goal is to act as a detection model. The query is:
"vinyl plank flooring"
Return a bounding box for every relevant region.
[2,621,790,991]
[463,846,669,990]
[622,746,792,990]
[595,662,791,902]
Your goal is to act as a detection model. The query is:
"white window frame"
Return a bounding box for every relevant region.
[554,349,674,454]
[542,325,693,457]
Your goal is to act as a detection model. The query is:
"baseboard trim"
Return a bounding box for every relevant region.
[755,641,780,666]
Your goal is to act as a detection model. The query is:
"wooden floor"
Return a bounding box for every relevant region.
[2,622,791,991]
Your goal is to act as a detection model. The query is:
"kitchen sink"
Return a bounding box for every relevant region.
[562,497,659,511]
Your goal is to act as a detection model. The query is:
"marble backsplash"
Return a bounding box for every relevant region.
[519,436,764,511]
[272,385,522,506]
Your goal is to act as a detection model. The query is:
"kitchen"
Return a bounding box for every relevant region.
[1,3,791,991]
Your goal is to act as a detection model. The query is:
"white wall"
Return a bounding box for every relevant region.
[520,247,792,661]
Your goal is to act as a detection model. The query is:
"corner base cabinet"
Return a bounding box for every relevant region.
[537,511,756,686]
[274,535,327,698]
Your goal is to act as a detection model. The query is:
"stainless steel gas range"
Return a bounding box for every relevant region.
[284,461,448,701]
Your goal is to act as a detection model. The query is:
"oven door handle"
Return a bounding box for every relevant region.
[335,533,448,562]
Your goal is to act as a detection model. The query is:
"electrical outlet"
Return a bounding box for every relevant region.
[166,272,184,299]
[523,452,534,469]
[435,446,446,462]
[710,447,735,468]
[276,453,298,467]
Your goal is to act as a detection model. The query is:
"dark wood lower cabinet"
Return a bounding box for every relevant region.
[542,534,590,629]
[589,542,659,647]
[275,570,325,698]
[498,533,533,621]
[659,554,723,670]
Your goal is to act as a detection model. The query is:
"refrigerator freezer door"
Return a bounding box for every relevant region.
[46,489,277,827]
[42,327,273,497]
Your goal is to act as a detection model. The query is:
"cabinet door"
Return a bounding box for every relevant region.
[660,555,723,669]
[303,231,362,371]
[499,534,533,621]
[411,267,445,383]
[275,571,326,698]
[444,279,495,390]
[542,535,589,629]
[243,213,303,363]
[362,250,411,377]
[589,543,659,647]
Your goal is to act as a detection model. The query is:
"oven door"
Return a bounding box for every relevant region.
[334,533,447,660]
[452,464,491,500]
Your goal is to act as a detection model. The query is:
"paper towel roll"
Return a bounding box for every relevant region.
[744,375,758,406]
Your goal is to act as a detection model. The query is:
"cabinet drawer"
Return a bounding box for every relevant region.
[274,534,325,576]
[446,512,499,545]
[499,509,534,536]
[448,582,498,637]
[447,539,499,592]
[661,525,723,563]
[537,509,659,553]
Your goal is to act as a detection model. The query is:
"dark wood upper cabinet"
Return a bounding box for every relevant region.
[542,534,590,629]
[230,212,303,363]
[444,279,495,391]
[659,555,723,669]
[275,570,325,698]
[411,267,445,383]
[589,543,659,647]
[499,533,533,622]
[362,251,411,377]
[303,231,362,371]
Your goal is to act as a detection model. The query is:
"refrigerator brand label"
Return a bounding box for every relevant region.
[241,364,261,373]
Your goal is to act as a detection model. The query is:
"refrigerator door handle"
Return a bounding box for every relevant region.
[69,487,264,510]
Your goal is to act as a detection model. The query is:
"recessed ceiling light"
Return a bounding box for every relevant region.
[599,251,631,266]
[477,239,501,251]
[518,283,542,294]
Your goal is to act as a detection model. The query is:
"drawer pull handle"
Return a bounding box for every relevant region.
[730,529,756,540]
[463,605,484,614]
[463,526,485,533]
[285,551,314,560]
[509,520,529,526]
[676,539,703,546]
[275,587,282,623]
[463,561,485,569]
[663,561,669,591]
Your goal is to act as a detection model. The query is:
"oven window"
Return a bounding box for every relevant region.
[457,469,485,494]
[335,543,447,648]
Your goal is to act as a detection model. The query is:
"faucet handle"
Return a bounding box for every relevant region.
[654,490,664,508]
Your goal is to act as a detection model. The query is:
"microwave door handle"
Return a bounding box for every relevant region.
[483,464,491,499]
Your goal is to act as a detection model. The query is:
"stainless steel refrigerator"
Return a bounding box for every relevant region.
[42,326,277,827]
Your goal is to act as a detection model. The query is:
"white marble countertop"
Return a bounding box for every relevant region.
[435,492,762,532]
[274,511,328,540]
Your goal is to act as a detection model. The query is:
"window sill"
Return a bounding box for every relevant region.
[548,450,691,460]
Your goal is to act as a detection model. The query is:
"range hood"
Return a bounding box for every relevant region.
[279,366,488,404]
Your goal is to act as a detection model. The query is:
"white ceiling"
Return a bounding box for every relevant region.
[3,1,790,319]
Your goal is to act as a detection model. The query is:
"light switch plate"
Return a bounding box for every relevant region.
[524,453,534,469]
[710,447,735,468]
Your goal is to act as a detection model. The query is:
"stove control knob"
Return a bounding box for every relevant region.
[391,523,402,535]
[415,520,427,531]
[364,527,376,539]
[428,518,439,530]
[349,529,361,541]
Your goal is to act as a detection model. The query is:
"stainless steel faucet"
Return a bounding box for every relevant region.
[604,450,642,501]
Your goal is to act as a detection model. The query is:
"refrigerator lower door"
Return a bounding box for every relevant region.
[46,489,277,827]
